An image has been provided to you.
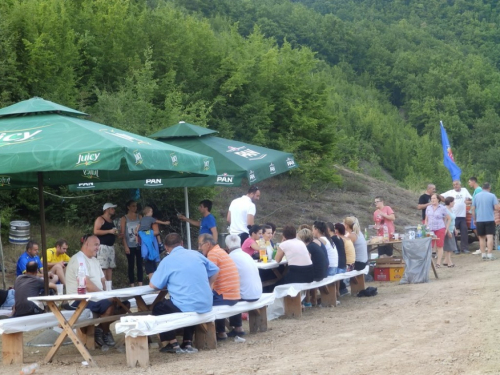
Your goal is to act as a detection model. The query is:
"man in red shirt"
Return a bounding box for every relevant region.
[373,196,396,257]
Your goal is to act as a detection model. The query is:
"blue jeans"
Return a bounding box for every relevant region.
[336,268,346,274]
[327,267,337,276]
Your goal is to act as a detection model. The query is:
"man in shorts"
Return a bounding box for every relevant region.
[468,177,482,254]
[93,203,118,281]
[66,235,116,347]
[46,239,70,285]
[471,183,500,261]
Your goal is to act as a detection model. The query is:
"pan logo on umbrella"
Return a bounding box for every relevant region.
[203,159,211,171]
[145,179,163,187]
[133,150,143,165]
[170,153,178,166]
[76,151,101,167]
[249,170,256,183]
[216,173,235,185]
[269,163,276,174]
[0,176,11,187]
[0,128,43,147]
[82,169,99,179]
[76,182,95,189]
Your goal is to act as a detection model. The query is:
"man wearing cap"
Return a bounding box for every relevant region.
[227,186,261,243]
[93,203,118,281]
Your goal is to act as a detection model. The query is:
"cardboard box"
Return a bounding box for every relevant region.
[374,267,390,281]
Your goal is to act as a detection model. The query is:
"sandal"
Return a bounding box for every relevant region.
[443,264,448,266]
[448,264,455,268]
[436,264,441,268]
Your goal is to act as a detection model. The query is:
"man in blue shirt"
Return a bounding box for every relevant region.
[150,233,219,354]
[178,200,218,240]
[16,240,44,276]
[471,183,500,261]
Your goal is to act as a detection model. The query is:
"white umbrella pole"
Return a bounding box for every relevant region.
[184,187,191,249]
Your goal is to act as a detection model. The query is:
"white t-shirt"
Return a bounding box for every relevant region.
[321,236,338,268]
[441,188,472,218]
[228,195,256,234]
[279,238,312,266]
[66,251,105,295]
[228,248,262,300]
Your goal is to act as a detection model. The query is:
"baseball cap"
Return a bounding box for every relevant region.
[103,203,117,211]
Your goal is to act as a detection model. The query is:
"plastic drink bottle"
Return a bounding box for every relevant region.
[417,224,422,238]
[258,237,266,260]
[77,263,86,294]
[20,363,39,375]
[383,225,389,242]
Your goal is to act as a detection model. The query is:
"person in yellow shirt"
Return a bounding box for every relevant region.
[46,239,70,285]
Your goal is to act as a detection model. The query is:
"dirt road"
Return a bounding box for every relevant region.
[1,251,498,375]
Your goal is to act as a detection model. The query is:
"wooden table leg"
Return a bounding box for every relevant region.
[150,291,167,310]
[431,259,439,279]
[44,300,98,367]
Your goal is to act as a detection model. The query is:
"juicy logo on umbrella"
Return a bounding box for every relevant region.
[286,158,296,168]
[170,153,178,166]
[0,176,11,187]
[76,151,101,167]
[227,146,267,160]
[82,170,99,179]
[216,173,235,185]
[0,128,43,147]
[134,150,143,165]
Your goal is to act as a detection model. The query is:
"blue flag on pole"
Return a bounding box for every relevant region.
[440,121,461,181]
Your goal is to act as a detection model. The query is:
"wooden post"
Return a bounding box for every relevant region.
[319,283,338,307]
[350,275,366,296]
[283,295,302,318]
[125,336,149,368]
[249,307,268,333]
[194,322,216,350]
[2,332,23,365]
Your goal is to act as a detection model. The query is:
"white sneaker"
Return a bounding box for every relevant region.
[488,256,496,261]
[472,250,482,255]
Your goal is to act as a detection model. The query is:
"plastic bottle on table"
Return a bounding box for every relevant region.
[364,228,369,240]
[77,263,86,295]
[20,363,39,375]
[383,225,389,242]
[417,224,422,238]
[258,237,267,261]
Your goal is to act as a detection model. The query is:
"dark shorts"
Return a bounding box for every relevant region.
[476,221,495,236]
[377,245,393,257]
[72,299,113,315]
[144,259,158,275]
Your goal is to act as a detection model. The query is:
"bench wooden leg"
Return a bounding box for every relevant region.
[2,332,23,365]
[249,307,268,333]
[350,275,366,296]
[284,295,302,318]
[319,283,338,307]
[77,326,96,350]
[194,322,216,350]
[125,336,149,368]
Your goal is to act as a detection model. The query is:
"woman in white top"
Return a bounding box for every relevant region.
[275,225,314,284]
[312,221,338,276]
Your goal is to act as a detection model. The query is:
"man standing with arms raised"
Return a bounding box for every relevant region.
[227,186,261,243]
[417,184,436,223]
[471,183,500,261]
[441,181,472,254]
[178,199,218,239]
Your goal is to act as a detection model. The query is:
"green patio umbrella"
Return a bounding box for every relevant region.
[69,121,298,247]
[0,99,216,290]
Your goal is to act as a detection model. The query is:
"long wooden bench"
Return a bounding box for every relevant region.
[0,309,94,365]
[272,266,370,318]
[115,293,276,367]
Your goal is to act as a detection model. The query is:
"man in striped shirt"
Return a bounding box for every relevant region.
[198,234,241,341]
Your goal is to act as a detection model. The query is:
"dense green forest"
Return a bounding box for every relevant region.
[1,0,499,225]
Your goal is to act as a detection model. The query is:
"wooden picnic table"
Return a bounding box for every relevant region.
[28,285,166,367]
[255,259,288,287]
